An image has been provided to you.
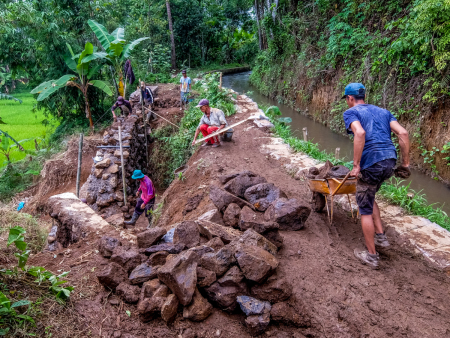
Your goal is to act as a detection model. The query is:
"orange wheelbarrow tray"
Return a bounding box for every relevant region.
[307,177,358,224]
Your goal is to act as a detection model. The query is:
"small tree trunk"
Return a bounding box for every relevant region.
[255,0,262,50]
[166,0,177,70]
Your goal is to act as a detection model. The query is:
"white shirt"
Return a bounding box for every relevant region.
[198,108,228,128]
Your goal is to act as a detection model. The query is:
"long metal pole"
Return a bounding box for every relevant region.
[140,79,149,165]
[118,124,127,206]
[76,133,83,198]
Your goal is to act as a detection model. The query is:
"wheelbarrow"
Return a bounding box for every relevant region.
[308,172,358,224]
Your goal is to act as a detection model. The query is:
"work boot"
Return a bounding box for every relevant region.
[374,233,390,247]
[354,248,379,268]
[124,212,141,226]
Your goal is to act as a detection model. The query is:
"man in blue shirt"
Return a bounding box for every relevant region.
[180,69,191,111]
[343,83,410,268]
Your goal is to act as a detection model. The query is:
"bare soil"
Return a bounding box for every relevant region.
[18,90,450,337]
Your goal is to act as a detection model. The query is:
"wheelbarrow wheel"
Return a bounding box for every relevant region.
[312,192,326,212]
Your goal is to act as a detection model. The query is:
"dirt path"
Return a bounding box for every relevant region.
[28,93,450,338]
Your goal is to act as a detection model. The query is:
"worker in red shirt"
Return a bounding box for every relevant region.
[124,170,155,227]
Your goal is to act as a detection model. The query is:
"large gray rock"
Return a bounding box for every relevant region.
[204,237,225,251]
[237,296,271,316]
[157,250,198,306]
[251,274,292,303]
[98,236,121,258]
[239,206,279,234]
[182,288,213,322]
[204,266,248,312]
[198,209,225,226]
[97,262,128,290]
[223,203,241,228]
[224,173,267,198]
[137,227,167,248]
[235,245,279,283]
[111,246,143,273]
[262,229,283,249]
[143,243,185,255]
[219,171,256,185]
[200,245,236,277]
[129,262,158,284]
[209,186,255,212]
[173,221,200,249]
[196,219,242,244]
[244,183,287,211]
[147,251,169,266]
[235,229,278,255]
[264,198,310,231]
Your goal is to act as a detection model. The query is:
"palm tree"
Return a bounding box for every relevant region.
[31,42,112,130]
[87,20,149,96]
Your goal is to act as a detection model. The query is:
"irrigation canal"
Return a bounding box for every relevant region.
[223,71,450,215]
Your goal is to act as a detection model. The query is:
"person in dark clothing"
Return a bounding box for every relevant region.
[111,96,132,122]
[342,83,410,268]
[139,81,155,121]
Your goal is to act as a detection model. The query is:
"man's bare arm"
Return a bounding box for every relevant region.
[350,121,366,177]
[390,121,410,167]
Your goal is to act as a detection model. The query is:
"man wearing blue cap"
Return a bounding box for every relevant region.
[124,170,155,226]
[343,83,410,268]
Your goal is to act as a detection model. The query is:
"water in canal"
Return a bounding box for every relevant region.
[223,71,450,215]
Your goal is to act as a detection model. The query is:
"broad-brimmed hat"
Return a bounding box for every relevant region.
[196,99,209,108]
[131,169,145,179]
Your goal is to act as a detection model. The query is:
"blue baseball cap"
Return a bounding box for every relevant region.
[131,169,145,179]
[342,83,365,99]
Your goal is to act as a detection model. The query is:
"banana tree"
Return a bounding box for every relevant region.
[31,42,112,130]
[87,20,149,97]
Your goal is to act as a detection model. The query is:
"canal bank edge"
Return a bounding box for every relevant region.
[233,92,450,271]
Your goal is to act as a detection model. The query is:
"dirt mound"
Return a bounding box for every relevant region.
[19,136,99,213]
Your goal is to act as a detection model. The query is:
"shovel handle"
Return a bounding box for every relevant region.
[331,172,352,196]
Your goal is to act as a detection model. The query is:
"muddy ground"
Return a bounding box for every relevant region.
[21,91,450,338]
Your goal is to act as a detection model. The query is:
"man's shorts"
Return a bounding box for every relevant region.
[356,158,396,215]
[181,91,189,103]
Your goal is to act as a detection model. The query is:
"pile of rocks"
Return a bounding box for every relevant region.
[80,115,149,220]
[96,172,311,335]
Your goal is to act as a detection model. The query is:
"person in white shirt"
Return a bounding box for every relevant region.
[191,99,228,148]
[180,69,191,111]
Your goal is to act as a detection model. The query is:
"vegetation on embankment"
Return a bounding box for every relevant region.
[264,107,450,231]
[250,0,450,182]
[149,73,236,188]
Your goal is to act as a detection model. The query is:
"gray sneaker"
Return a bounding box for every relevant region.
[354,248,379,268]
[374,233,390,247]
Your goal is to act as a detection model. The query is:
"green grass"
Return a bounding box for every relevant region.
[0,91,58,165]
[193,62,247,73]
[264,106,450,231]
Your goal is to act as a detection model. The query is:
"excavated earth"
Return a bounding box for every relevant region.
[27,88,450,338]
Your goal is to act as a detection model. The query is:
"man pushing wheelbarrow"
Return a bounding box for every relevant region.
[341,83,411,268]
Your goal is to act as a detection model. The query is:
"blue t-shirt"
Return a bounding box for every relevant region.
[343,104,397,170]
[180,76,191,92]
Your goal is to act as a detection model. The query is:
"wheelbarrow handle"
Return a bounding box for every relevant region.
[331,172,353,196]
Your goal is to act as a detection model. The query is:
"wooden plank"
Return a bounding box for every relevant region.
[193,117,250,145]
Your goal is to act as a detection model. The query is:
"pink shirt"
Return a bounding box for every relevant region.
[138,176,155,204]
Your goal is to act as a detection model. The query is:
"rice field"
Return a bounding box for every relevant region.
[0,91,58,166]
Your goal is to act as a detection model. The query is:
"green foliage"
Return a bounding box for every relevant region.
[0,92,22,104]
[0,291,33,336]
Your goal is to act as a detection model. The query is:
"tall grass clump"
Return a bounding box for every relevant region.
[265,105,450,231]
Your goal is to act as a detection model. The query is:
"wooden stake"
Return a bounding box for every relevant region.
[219,72,223,89]
[76,133,83,198]
[335,147,340,160]
[302,127,308,142]
[140,79,149,165]
[118,124,127,206]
